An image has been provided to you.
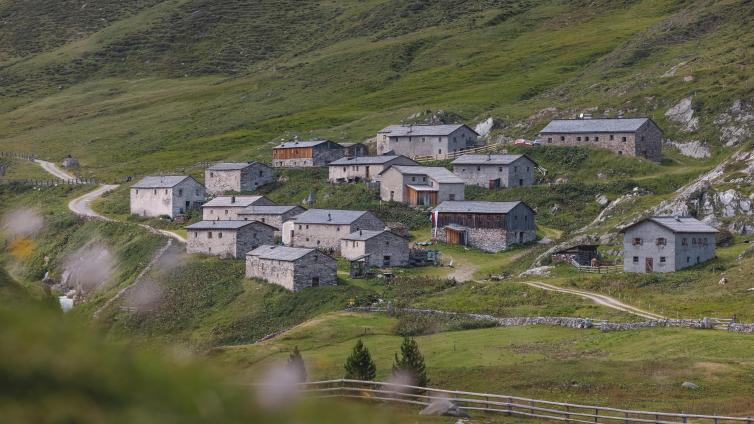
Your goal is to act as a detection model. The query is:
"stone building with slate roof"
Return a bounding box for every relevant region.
[340,230,410,268]
[328,155,418,183]
[281,209,385,252]
[432,201,536,252]
[451,154,537,188]
[238,205,307,235]
[201,195,276,220]
[245,245,337,291]
[205,162,273,194]
[538,117,662,161]
[620,216,718,273]
[130,176,205,218]
[379,165,465,206]
[272,140,359,168]
[376,124,479,158]
[186,220,275,259]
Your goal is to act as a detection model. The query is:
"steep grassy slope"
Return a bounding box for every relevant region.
[0,0,750,179]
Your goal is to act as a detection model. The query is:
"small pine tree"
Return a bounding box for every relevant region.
[286,346,307,383]
[392,337,428,387]
[344,339,377,381]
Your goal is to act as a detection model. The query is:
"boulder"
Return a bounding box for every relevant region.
[550,203,561,214]
[474,117,501,137]
[664,140,711,159]
[419,399,469,418]
[595,194,610,208]
[665,97,699,132]
[519,266,552,277]
[681,381,699,390]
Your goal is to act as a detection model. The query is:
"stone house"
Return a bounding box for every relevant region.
[432,201,536,252]
[376,124,479,158]
[328,155,418,183]
[620,216,717,273]
[205,162,273,194]
[281,209,385,252]
[272,140,358,168]
[201,195,276,220]
[186,220,275,259]
[238,205,307,228]
[379,165,465,206]
[538,117,663,162]
[451,154,537,188]
[340,143,370,157]
[62,155,79,168]
[130,176,206,218]
[245,245,337,291]
[340,230,410,268]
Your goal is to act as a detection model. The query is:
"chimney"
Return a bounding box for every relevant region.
[487,154,491,161]
[328,213,332,222]
[359,230,363,236]
[231,195,236,204]
[675,215,681,222]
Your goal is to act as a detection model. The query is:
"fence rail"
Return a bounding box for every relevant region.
[268,379,753,424]
[413,142,507,163]
[0,178,96,186]
[0,151,36,161]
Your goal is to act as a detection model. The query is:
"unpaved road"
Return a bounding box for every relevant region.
[525,281,665,320]
[68,184,119,220]
[34,159,77,180]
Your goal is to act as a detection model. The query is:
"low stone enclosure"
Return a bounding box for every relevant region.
[348,306,754,333]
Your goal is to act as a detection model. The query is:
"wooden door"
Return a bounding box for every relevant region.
[645,257,653,273]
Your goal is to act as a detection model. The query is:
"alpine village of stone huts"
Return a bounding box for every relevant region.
[128,116,717,293]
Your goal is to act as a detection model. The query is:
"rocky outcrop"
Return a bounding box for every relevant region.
[474,117,502,137]
[664,140,711,159]
[715,99,754,147]
[665,97,699,132]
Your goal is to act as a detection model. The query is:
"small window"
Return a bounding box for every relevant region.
[547,137,552,143]
[210,172,214,177]
[165,189,168,195]
[692,238,697,246]
[633,256,639,263]
[135,189,139,195]
[208,232,213,239]
[439,149,442,154]
[585,136,589,141]
[610,135,614,141]
[622,137,627,142]
[449,194,456,201]
[641,136,645,141]
[477,166,481,171]
[153,189,157,195]
[306,224,309,229]
[194,232,198,238]
[577,137,582,142]
[687,256,690,263]
[224,210,228,215]
[632,237,643,246]
[261,218,265,223]
[218,232,222,239]
[656,237,667,246]
[498,167,503,172]
[299,225,302,230]
[618,151,623,155]
[595,136,599,141]
[682,238,688,246]
[259,170,263,176]
[337,226,340,232]
[660,256,666,263]
[560,136,565,141]
[412,176,416,182]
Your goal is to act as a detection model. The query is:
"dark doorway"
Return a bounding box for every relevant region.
[311,277,320,287]
[645,257,653,273]
[383,256,391,267]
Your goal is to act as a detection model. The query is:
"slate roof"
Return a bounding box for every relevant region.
[247,245,321,262]
[433,201,529,214]
[539,118,651,134]
[451,154,536,166]
[208,162,265,171]
[202,196,273,208]
[621,216,718,234]
[342,230,393,241]
[383,165,464,184]
[329,155,417,166]
[238,205,305,215]
[274,140,337,149]
[131,176,194,189]
[378,124,478,137]
[289,209,377,225]
[186,220,264,230]
[406,184,437,192]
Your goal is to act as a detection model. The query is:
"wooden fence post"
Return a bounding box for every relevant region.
[624,412,629,424]
[507,397,512,416]
[594,408,599,423]
[565,405,570,423]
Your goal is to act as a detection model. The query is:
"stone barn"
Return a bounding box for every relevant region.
[538,117,662,161]
[328,155,418,183]
[376,124,479,158]
[451,154,537,188]
[340,230,410,268]
[186,220,275,259]
[379,165,465,206]
[432,201,536,252]
[621,216,717,273]
[246,245,337,291]
[552,244,599,266]
[201,195,276,220]
[205,162,273,194]
[238,205,307,230]
[130,176,205,218]
[340,143,370,157]
[272,140,354,168]
[62,155,79,168]
[281,209,385,252]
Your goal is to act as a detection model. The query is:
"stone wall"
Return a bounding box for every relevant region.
[205,164,274,194]
[130,179,204,218]
[282,213,385,252]
[188,224,273,259]
[452,157,536,188]
[340,232,410,267]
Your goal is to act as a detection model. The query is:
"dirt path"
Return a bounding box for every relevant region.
[525,281,664,320]
[33,159,77,180]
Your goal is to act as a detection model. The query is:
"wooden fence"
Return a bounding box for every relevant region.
[570,259,622,274]
[0,178,96,186]
[413,142,507,163]
[273,379,753,424]
[0,152,36,161]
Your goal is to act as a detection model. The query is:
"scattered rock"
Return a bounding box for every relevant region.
[718,277,727,286]
[538,237,552,245]
[664,140,711,159]
[595,194,610,208]
[550,203,561,214]
[554,176,569,185]
[596,172,608,180]
[520,266,552,277]
[683,75,694,82]
[681,381,699,390]
[665,97,699,132]
[662,61,687,77]
[419,399,469,418]
[715,100,754,147]
[474,117,501,137]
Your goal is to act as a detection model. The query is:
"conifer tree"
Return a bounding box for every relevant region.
[286,346,307,382]
[344,339,377,381]
[392,337,428,387]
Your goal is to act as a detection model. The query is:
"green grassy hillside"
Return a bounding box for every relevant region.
[0,0,751,180]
